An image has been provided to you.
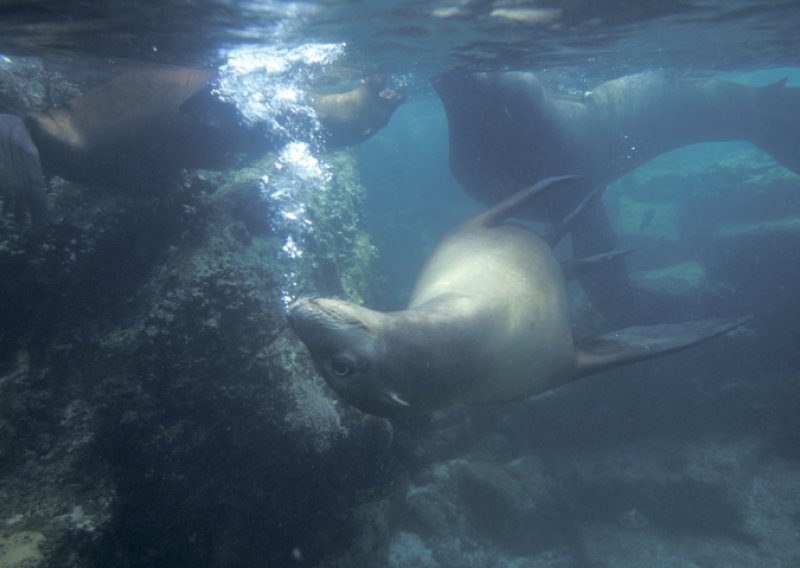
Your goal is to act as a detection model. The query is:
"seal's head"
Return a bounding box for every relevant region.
[368,74,405,114]
[314,74,406,147]
[287,297,416,417]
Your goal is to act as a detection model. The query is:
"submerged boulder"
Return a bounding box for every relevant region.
[0,150,395,566]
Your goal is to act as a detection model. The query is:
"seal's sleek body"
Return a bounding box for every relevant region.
[435,71,800,220]
[23,67,219,185]
[20,67,403,186]
[1,67,403,225]
[288,176,746,418]
[434,72,800,322]
[406,213,574,405]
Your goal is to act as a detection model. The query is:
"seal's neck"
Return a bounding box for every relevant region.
[385,295,490,355]
[378,296,490,404]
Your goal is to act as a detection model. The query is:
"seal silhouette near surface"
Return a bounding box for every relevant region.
[288,176,748,418]
[0,66,404,226]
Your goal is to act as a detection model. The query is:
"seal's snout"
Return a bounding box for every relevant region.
[286,297,315,334]
[286,296,350,342]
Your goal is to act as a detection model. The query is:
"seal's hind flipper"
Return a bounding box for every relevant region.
[562,248,637,282]
[576,316,751,377]
[542,184,604,247]
[470,175,580,228]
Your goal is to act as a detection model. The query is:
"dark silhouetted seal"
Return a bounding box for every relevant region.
[434,71,800,323]
[0,66,404,226]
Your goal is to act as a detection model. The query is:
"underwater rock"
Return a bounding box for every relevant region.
[706,217,800,299]
[382,348,800,567]
[0,531,45,567]
[0,54,99,112]
[400,459,469,538]
[624,260,742,324]
[454,458,567,554]
[705,216,800,368]
[606,143,800,247]
[632,260,707,295]
[393,415,800,567]
[0,149,393,566]
[0,341,113,567]
[603,142,799,330]
[394,454,578,566]
[388,531,440,568]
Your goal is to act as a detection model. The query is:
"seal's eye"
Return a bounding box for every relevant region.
[331,360,352,378]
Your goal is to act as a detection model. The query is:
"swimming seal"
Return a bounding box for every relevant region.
[312,75,404,146]
[287,176,747,418]
[23,67,220,186]
[434,71,800,323]
[0,67,404,225]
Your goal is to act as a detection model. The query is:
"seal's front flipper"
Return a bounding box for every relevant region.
[571,197,634,326]
[471,175,580,228]
[562,248,637,282]
[576,316,751,377]
[542,184,604,248]
[0,114,46,228]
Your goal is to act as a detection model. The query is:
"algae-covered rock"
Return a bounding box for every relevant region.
[0,54,98,112]
[307,152,379,304]
[388,532,440,568]
[606,142,799,245]
[632,260,707,293]
[388,371,800,568]
[704,215,800,368]
[0,148,394,566]
[600,142,799,328]
[393,453,580,567]
[0,531,45,567]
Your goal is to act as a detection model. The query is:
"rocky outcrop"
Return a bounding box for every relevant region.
[705,218,800,370]
[388,366,800,568]
[0,151,396,567]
